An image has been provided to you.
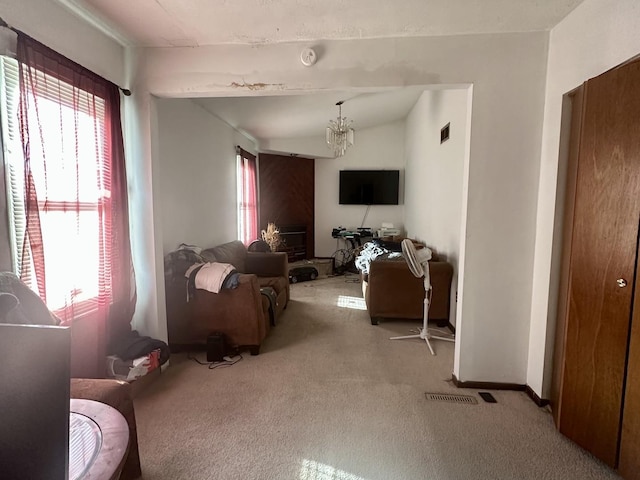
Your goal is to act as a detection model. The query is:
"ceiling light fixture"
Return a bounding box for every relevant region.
[326,101,354,158]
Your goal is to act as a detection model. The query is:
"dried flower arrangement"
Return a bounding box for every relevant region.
[261,222,283,252]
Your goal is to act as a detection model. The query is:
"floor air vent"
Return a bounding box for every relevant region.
[424,393,478,404]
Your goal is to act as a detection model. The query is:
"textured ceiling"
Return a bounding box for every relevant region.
[61,0,585,47]
[193,87,436,140]
[55,0,584,145]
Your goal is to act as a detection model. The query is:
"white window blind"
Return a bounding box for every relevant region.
[0,55,111,317]
[0,56,27,278]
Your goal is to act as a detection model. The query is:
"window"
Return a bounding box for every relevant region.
[1,56,112,319]
[0,57,24,274]
[237,147,258,245]
[1,33,134,377]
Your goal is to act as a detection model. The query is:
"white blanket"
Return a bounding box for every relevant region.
[185,262,235,294]
[355,242,401,274]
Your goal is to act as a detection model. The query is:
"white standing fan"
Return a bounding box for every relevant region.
[390,239,455,355]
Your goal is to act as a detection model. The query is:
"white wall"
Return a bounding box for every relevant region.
[528,0,640,398]
[130,32,549,386]
[123,88,165,340]
[315,121,406,257]
[404,88,471,327]
[1,0,125,85]
[156,98,256,254]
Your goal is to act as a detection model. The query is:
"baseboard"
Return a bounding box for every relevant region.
[525,385,550,407]
[451,374,526,391]
[451,375,551,407]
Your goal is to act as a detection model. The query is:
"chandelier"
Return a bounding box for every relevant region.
[326,101,354,157]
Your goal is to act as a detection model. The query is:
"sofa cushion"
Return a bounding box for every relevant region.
[258,280,287,321]
[203,240,248,273]
[200,249,217,263]
[164,248,205,279]
[258,276,288,296]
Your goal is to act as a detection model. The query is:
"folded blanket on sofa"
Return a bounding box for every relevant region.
[195,262,235,293]
[185,262,240,298]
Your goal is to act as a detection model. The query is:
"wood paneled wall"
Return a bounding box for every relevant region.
[258,153,314,260]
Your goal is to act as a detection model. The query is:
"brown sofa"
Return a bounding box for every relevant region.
[361,254,454,327]
[165,240,289,354]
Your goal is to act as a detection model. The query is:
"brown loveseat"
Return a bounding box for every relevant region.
[165,240,289,354]
[361,254,453,328]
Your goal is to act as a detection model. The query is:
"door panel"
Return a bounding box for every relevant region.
[619,271,640,479]
[552,86,585,427]
[559,61,640,467]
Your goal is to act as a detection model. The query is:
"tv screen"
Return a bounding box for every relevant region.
[339,170,400,205]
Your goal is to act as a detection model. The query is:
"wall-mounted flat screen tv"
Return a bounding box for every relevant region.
[339,170,400,205]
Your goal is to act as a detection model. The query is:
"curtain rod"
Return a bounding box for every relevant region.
[0,16,132,96]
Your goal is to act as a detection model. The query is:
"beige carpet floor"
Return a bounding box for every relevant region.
[134,275,618,480]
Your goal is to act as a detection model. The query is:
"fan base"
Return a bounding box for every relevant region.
[390,328,454,355]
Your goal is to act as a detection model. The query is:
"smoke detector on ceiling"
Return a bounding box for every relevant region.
[300,47,317,67]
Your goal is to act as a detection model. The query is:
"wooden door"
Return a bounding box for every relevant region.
[558,60,640,467]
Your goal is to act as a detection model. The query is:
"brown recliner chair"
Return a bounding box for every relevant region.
[165,240,289,354]
[361,254,454,327]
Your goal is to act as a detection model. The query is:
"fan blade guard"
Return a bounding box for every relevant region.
[401,239,430,278]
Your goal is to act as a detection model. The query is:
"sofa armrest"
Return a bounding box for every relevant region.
[428,262,454,320]
[366,259,453,322]
[367,260,424,319]
[246,251,288,277]
[185,274,268,347]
